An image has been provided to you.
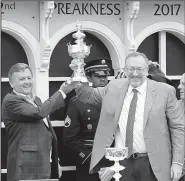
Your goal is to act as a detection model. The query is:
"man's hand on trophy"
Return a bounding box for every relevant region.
[98,167,115,181]
[60,81,82,94]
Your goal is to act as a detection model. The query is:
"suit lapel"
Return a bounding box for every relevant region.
[115,80,129,125]
[143,79,156,129]
[11,91,31,104]
[34,96,42,106]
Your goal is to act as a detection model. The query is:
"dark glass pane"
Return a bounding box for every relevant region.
[166,33,185,75]
[49,81,67,121]
[60,171,76,181]
[1,128,8,169]
[171,79,180,100]
[1,82,12,106]
[137,33,159,62]
[1,174,7,181]
[1,31,28,77]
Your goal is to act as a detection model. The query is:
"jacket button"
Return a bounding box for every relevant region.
[88,117,91,120]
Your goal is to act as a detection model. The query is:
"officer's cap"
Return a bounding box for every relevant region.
[84,58,111,76]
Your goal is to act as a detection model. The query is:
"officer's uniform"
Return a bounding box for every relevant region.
[63,59,111,181]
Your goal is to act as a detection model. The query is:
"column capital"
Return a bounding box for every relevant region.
[126,1,140,53]
[128,1,140,19]
[39,1,55,71]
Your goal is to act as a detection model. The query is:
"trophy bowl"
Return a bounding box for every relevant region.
[105,147,128,161]
[105,147,128,181]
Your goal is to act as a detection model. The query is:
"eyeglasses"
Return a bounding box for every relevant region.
[125,67,146,74]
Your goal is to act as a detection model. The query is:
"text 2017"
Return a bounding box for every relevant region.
[154,4,181,15]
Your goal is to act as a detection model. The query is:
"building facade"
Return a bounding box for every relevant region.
[1,1,185,180]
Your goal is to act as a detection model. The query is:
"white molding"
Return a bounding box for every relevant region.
[1,166,77,173]
[49,77,71,81]
[2,20,39,70]
[50,21,126,71]
[51,121,64,127]
[48,76,115,81]
[159,31,167,75]
[1,78,9,82]
[1,76,180,83]
[1,121,65,128]
[135,21,185,50]
[166,76,181,80]
[41,1,54,41]
[127,1,140,52]
[40,1,55,71]
[61,166,76,171]
[1,169,7,173]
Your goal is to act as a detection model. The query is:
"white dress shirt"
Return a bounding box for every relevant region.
[115,80,147,154]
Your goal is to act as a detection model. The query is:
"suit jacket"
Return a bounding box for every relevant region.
[178,100,185,176]
[2,91,65,181]
[76,78,184,181]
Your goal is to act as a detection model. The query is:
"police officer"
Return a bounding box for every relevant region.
[63,58,111,181]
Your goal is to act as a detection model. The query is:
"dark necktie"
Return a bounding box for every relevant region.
[125,89,138,158]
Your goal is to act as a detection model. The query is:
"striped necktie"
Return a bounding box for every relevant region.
[125,89,138,158]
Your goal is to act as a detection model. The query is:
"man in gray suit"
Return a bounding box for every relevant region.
[75,52,184,181]
[178,73,185,111]
[178,73,185,181]
[2,63,74,181]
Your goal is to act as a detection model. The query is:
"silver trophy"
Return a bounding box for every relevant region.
[105,147,128,181]
[67,21,92,83]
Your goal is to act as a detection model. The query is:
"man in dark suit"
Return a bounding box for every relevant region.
[2,63,74,181]
[75,52,184,181]
[63,58,111,181]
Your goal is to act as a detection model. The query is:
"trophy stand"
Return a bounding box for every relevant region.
[67,21,92,83]
[105,147,128,181]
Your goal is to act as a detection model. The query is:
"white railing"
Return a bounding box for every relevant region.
[1,166,77,174]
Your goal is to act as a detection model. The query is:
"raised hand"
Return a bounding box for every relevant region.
[60,81,82,94]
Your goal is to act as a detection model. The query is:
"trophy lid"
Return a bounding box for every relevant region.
[72,21,86,40]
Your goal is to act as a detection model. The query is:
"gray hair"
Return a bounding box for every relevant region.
[125,52,149,68]
[8,63,33,82]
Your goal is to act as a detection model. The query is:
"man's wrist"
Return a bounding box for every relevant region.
[58,90,66,99]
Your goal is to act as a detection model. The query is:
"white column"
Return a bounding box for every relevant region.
[159,31,167,75]
[34,68,49,102]
[34,1,54,102]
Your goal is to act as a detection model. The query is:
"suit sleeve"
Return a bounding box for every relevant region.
[166,86,185,165]
[63,101,91,167]
[3,91,65,121]
[75,82,110,110]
